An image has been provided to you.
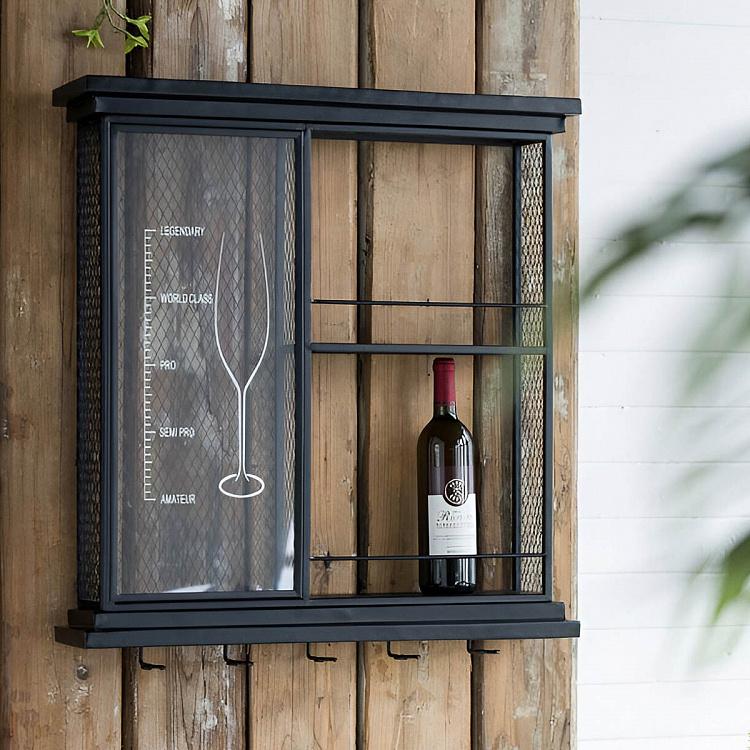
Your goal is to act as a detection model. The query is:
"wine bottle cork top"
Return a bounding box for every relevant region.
[432,358,456,404]
[432,357,455,371]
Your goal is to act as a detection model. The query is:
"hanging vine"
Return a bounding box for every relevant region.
[72,1,151,53]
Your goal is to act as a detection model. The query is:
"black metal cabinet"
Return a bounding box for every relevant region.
[53,76,580,648]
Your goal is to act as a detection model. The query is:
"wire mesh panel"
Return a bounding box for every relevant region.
[76,121,103,603]
[519,142,545,348]
[519,141,546,593]
[112,127,297,597]
[518,354,545,592]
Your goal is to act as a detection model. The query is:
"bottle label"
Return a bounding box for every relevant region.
[427,478,477,556]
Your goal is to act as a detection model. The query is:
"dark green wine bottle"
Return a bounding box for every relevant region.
[417,357,477,595]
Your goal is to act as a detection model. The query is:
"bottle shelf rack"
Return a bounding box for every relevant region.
[52,75,580,650]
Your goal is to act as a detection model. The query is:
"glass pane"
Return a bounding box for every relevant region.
[113,127,297,596]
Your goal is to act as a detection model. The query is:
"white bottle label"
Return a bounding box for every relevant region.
[428,479,477,556]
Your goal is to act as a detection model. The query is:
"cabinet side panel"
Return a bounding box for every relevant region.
[77,121,103,604]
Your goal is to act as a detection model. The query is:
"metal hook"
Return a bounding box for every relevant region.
[305,642,337,663]
[386,641,420,661]
[466,640,500,655]
[223,644,253,667]
[138,647,166,671]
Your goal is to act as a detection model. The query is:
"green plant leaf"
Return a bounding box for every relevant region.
[581,134,750,622]
[72,27,104,48]
[129,14,151,40]
[72,3,150,54]
[581,137,750,301]
[124,30,148,54]
[714,533,750,621]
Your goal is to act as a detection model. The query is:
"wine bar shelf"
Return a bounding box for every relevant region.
[52,76,580,649]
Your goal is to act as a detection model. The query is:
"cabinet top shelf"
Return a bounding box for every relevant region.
[52,75,581,135]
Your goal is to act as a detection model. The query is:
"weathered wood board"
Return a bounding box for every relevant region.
[0,1,124,748]
[474,144,516,593]
[473,1,580,748]
[250,3,359,749]
[358,2,477,748]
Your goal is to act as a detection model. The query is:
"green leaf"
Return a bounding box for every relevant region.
[124,30,148,54]
[128,14,151,40]
[714,533,750,620]
[72,27,104,48]
[124,35,138,54]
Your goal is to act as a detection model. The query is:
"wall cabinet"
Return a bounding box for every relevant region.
[52,76,580,649]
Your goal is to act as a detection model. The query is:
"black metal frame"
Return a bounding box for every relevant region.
[53,76,580,648]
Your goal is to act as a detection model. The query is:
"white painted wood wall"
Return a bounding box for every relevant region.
[579,2,750,747]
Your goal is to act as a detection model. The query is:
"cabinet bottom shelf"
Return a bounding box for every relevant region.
[56,599,579,648]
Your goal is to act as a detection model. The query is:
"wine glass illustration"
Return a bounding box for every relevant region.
[214,231,270,499]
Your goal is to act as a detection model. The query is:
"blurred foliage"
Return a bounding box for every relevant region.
[582,142,750,297]
[582,140,750,623]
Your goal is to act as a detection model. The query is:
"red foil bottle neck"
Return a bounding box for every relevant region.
[433,357,456,408]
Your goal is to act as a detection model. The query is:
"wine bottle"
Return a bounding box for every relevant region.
[417,357,477,595]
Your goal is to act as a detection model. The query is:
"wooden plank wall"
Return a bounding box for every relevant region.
[0,1,578,748]
[0,1,124,748]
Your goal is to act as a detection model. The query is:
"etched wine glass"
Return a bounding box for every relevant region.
[214,231,270,499]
